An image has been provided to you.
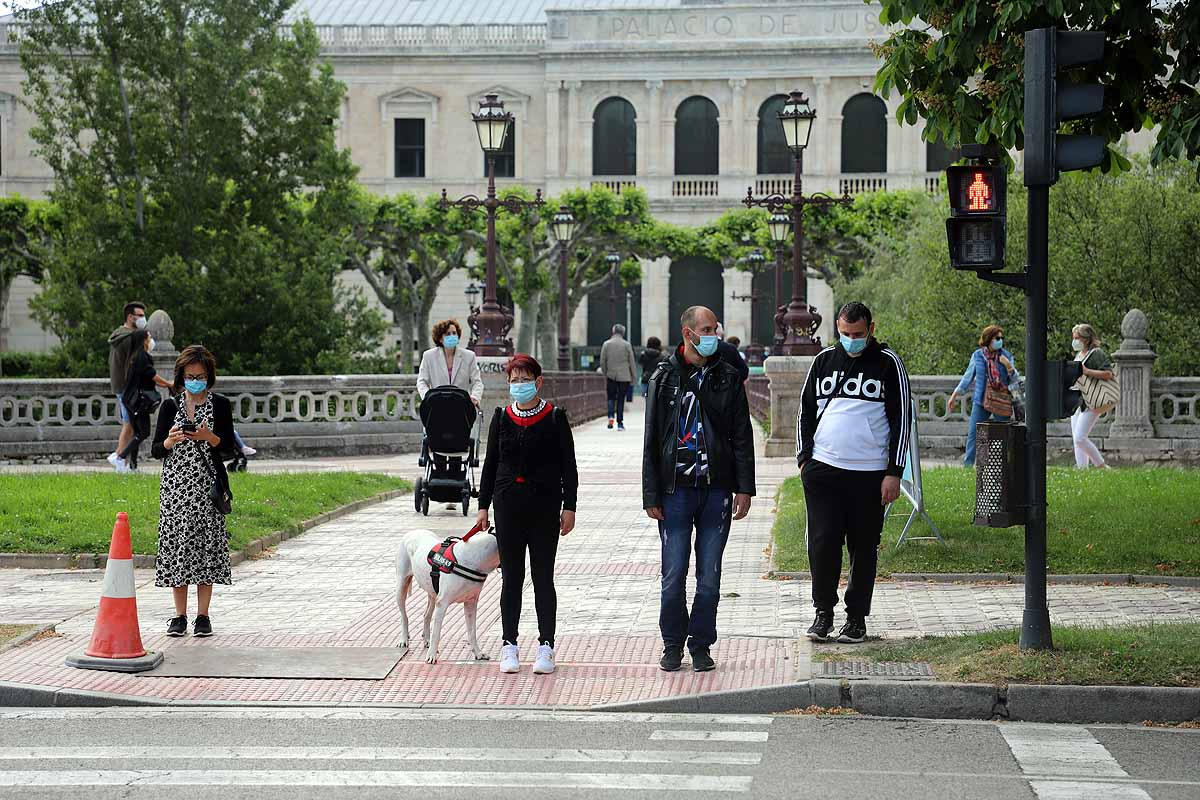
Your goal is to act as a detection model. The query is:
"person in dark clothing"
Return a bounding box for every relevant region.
[796,302,910,645]
[643,305,755,673]
[476,353,579,676]
[117,330,170,470]
[717,337,749,382]
[638,336,663,397]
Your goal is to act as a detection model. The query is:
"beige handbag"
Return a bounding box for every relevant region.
[1077,351,1120,411]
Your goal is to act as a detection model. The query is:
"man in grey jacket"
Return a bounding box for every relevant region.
[599,324,636,430]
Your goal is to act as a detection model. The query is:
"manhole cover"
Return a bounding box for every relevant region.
[820,661,935,680]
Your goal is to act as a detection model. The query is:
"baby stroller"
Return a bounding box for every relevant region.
[415,385,482,517]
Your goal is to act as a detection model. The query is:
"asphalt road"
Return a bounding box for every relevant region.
[0,707,1196,799]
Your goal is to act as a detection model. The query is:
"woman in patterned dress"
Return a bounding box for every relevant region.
[151,345,236,638]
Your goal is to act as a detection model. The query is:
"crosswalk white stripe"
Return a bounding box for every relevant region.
[0,770,754,792]
[1027,782,1152,800]
[0,746,762,766]
[0,709,773,724]
[1000,724,1151,800]
[649,730,769,742]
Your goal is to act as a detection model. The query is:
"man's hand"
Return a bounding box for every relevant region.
[881,476,901,505]
[732,493,752,520]
[475,508,489,530]
[645,506,665,521]
[559,510,576,536]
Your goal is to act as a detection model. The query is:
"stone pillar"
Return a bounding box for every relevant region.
[476,356,511,445]
[565,80,583,178]
[764,355,815,458]
[641,256,671,346]
[545,81,562,178]
[1110,308,1157,438]
[724,267,753,344]
[643,80,662,176]
[727,79,747,176]
[811,77,833,176]
[146,309,179,383]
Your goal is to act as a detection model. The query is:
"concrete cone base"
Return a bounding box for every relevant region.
[65,651,164,673]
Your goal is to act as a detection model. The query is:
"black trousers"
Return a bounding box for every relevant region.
[493,489,561,647]
[118,410,151,469]
[801,460,887,617]
[605,378,629,424]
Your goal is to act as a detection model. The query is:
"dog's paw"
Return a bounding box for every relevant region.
[398,640,408,649]
[425,652,438,664]
[474,653,491,661]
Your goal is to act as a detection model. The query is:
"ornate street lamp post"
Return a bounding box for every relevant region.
[767,210,791,347]
[744,91,851,355]
[605,252,622,330]
[732,249,767,366]
[463,281,481,315]
[441,94,544,355]
[550,206,576,371]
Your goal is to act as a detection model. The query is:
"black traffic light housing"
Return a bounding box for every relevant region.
[1025,28,1106,187]
[946,154,1007,271]
[1045,359,1083,420]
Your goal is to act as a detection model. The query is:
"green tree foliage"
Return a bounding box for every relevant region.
[840,159,1200,376]
[18,1,384,375]
[871,0,1200,171]
[0,197,59,376]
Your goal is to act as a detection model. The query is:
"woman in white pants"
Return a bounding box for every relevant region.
[1070,324,1117,468]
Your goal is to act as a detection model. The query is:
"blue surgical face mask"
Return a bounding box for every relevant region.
[840,334,868,355]
[442,334,459,349]
[692,334,719,357]
[991,338,1004,350]
[184,378,207,395]
[509,381,537,403]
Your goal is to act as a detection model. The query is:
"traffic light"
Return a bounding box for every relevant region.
[946,161,1007,271]
[1024,28,1106,187]
[1045,360,1083,419]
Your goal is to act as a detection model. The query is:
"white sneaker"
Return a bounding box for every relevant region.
[532,643,556,674]
[115,459,133,474]
[106,452,123,469]
[499,644,520,673]
[241,445,256,456]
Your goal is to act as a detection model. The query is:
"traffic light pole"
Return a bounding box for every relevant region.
[1022,184,1053,651]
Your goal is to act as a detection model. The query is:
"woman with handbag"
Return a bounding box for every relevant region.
[151,345,236,638]
[1071,323,1118,468]
[948,325,1021,467]
[116,331,170,471]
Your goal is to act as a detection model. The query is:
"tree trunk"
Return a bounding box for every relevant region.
[395,306,416,374]
[515,288,540,355]
[536,293,558,368]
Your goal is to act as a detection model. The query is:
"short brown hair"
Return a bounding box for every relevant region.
[978,325,1004,349]
[431,319,462,346]
[123,301,146,319]
[173,345,217,394]
[505,353,542,379]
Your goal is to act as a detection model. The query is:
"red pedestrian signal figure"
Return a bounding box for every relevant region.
[968,172,991,211]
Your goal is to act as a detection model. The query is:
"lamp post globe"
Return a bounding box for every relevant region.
[472,93,513,154]
[778,90,815,155]
[551,206,576,243]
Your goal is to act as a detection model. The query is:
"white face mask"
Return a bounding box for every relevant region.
[134,316,147,330]
[1071,338,1085,352]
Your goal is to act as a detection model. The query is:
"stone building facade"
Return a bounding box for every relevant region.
[0,0,959,362]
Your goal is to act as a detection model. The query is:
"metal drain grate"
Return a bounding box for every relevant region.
[819,661,935,680]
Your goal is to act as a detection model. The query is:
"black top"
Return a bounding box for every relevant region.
[478,404,579,512]
[151,394,237,462]
[120,350,159,413]
[717,339,750,382]
[638,347,663,380]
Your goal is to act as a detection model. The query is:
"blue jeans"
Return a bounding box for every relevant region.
[659,486,732,652]
[964,401,1011,466]
[115,394,130,424]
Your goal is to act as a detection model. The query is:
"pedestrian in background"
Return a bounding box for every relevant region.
[476,354,578,675]
[797,302,910,645]
[716,324,749,382]
[643,305,755,673]
[152,345,236,638]
[947,325,1021,466]
[117,330,170,471]
[1071,323,1117,468]
[106,301,148,472]
[417,318,483,406]
[600,323,636,430]
[638,336,663,397]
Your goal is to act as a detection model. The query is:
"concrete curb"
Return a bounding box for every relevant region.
[594,679,1200,724]
[0,488,409,571]
[766,571,1200,588]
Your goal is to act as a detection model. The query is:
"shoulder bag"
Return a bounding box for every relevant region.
[200,442,233,515]
[1078,351,1120,411]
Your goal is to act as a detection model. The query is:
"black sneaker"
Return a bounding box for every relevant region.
[691,648,715,672]
[192,615,213,637]
[166,616,187,637]
[806,610,835,642]
[617,423,626,431]
[659,644,684,672]
[837,616,867,644]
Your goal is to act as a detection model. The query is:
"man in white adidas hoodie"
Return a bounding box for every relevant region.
[796,302,910,644]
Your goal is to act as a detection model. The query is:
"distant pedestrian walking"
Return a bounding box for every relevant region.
[638,336,663,397]
[106,301,148,473]
[797,302,910,645]
[116,330,170,471]
[1071,323,1118,468]
[600,323,636,430]
[716,325,749,382]
[644,305,755,673]
[152,345,236,639]
[947,325,1021,466]
[476,354,578,675]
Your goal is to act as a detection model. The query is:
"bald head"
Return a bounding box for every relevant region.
[680,305,717,335]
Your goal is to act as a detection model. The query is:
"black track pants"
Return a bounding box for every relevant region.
[493,491,561,647]
[801,460,887,617]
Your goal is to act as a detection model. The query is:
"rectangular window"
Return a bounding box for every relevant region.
[485,123,516,178]
[394,118,425,178]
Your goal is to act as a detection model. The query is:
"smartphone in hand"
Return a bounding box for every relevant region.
[181,422,198,435]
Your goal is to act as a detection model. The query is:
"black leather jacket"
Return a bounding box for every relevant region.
[642,348,756,509]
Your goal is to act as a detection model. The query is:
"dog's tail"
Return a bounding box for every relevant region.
[396,545,413,611]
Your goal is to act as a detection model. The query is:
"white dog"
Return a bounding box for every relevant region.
[396,528,500,663]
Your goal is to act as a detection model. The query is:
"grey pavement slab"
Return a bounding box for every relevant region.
[139,647,408,679]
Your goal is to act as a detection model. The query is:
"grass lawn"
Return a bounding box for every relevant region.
[772,467,1200,576]
[0,472,410,555]
[0,624,38,648]
[813,623,1200,687]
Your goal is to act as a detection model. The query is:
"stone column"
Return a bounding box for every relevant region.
[811,77,833,176]
[146,309,179,383]
[641,256,671,346]
[724,267,753,344]
[764,355,815,458]
[727,79,747,176]
[1110,308,1157,438]
[643,80,662,177]
[565,80,583,178]
[545,81,562,178]
[476,356,511,445]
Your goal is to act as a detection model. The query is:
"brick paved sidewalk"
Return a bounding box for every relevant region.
[2,402,1198,707]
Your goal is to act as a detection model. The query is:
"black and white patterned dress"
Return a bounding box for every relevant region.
[155,396,231,587]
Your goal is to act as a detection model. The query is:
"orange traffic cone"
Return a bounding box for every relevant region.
[65,512,163,672]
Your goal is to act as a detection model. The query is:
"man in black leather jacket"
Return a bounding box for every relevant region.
[643,305,755,673]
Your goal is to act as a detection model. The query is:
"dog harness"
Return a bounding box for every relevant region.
[427,521,489,593]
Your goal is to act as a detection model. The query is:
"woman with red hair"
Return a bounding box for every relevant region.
[476,354,578,675]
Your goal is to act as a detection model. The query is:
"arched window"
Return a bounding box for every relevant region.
[840,93,887,173]
[593,97,637,176]
[674,96,719,175]
[757,94,796,174]
[925,130,960,172]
